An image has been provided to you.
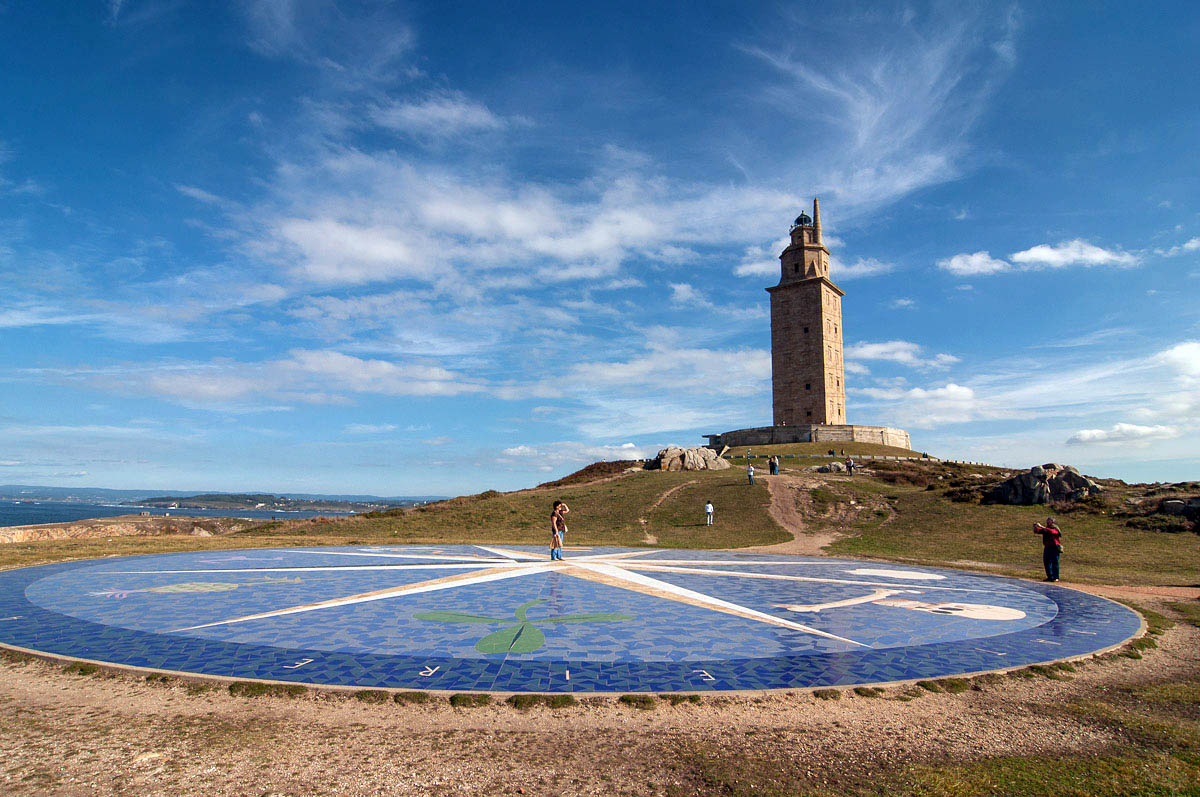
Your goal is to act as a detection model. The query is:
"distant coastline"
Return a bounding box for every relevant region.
[0,500,351,529]
[0,485,446,528]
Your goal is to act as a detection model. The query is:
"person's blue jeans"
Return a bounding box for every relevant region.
[1043,546,1060,580]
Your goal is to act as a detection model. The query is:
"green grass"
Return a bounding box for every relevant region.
[244,469,787,549]
[819,479,1200,586]
[1166,600,1200,629]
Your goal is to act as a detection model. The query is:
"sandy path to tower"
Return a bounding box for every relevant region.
[733,471,839,556]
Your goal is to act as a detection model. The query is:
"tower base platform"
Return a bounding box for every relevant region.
[704,424,911,450]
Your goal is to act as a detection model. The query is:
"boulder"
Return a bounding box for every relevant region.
[1160,499,1187,516]
[648,446,731,472]
[983,464,1103,506]
[817,462,847,474]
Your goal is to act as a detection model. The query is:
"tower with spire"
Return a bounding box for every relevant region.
[766,198,847,426]
[703,201,910,452]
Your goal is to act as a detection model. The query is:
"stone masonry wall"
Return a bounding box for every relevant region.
[769,278,846,426]
[704,424,912,450]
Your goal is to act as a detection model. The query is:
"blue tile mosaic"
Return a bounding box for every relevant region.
[0,546,1140,692]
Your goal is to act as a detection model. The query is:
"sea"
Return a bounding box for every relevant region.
[0,500,354,528]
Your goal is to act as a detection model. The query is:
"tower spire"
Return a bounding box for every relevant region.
[812,197,821,243]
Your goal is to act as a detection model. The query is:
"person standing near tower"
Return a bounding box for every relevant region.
[549,500,567,561]
[1034,518,1063,581]
[704,500,714,526]
[746,462,755,485]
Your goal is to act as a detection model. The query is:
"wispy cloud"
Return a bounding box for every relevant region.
[371,92,515,138]
[1155,237,1200,258]
[937,251,1009,276]
[832,257,895,280]
[845,340,959,371]
[495,441,653,472]
[744,5,1016,211]
[1011,239,1137,268]
[1067,422,1178,446]
[938,240,1138,275]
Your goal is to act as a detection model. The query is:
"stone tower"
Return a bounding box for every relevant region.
[766,198,847,426]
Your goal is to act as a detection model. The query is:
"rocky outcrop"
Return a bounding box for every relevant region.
[982,464,1104,506]
[816,461,847,473]
[647,447,731,471]
[1160,497,1200,518]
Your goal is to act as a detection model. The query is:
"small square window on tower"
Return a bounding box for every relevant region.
[803,327,809,334]
[805,383,811,390]
[806,410,812,417]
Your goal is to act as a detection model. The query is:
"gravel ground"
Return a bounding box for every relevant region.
[1,583,1195,796]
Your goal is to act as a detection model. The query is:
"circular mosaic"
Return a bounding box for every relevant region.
[0,545,1140,692]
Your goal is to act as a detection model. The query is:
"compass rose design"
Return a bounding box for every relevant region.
[3,546,1142,692]
[97,545,1024,651]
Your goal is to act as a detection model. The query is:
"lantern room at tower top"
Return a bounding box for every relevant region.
[705,200,911,451]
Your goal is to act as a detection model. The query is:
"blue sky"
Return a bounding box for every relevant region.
[1,1,1198,496]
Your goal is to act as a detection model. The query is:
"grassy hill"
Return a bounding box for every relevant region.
[3,451,1196,587]
[242,468,787,549]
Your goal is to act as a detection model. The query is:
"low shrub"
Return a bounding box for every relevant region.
[618,694,656,710]
[393,691,431,705]
[353,690,390,703]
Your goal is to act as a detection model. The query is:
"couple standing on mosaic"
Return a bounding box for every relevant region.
[549,500,569,560]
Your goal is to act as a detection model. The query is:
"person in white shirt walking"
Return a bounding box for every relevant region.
[704,500,714,526]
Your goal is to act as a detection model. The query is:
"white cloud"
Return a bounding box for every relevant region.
[745,6,1014,211]
[890,298,916,309]
[273,217,437,284]
[344,423,398,435]
[496,441,655,472]
[844,361,870,376]
[833,257,895,280]
[1067,423,1179,446]
[1156,237,1200,258]
[856,383,982,428]
[176,184,224,205]
[668,282,713,308]
[371,92,510,137]
[845,340,959,370]
[1010,239,1137,269]
[282,349,482,397]
[734,238,787,278]
[1154,341,1200,379]
[937,251,1010,275]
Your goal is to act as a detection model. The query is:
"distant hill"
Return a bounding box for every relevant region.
[121,493,423,512]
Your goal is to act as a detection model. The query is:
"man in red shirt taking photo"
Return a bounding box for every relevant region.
[1034,517,1063,582]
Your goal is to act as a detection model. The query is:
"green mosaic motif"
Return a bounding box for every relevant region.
[415,598,633,654]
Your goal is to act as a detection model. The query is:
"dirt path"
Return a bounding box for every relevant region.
[637,479,697,544]
[735,472,837,556]
[1,597,1193,796]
